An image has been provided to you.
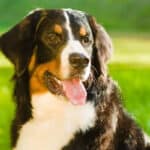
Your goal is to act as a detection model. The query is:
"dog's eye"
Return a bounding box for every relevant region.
[47,33,61,45]
[81,35,91,46]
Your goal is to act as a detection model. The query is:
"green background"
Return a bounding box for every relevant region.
[0,0,150,33]
[0,0,150,149]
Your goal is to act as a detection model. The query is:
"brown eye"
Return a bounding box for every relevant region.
[81,35,90,46]
[47,33,61,45]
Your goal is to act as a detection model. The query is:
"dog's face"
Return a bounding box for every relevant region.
[0,8,112,105]
[35,9,93,81]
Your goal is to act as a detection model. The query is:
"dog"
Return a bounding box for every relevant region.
[0,8,150,150]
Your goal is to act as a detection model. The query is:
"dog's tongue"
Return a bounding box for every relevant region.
[62,79,87,105]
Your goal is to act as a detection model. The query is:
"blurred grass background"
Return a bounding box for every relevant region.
[0,0,150,149]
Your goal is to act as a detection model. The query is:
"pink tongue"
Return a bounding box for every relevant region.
[62,79,87,105]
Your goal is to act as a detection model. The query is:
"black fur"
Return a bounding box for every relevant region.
[63,78,147,150]
[10,72,150,149]
[11,71,32,147]
[0,10,42,76]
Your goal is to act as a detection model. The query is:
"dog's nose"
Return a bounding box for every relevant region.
[69,53,89,68]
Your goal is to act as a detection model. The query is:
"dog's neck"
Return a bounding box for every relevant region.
[14,91,96,150]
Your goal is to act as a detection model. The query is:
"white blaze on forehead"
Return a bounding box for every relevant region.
[59,11,71,79]
[60,11,91,80]
[63,8,85,15]
[63,11,74,40]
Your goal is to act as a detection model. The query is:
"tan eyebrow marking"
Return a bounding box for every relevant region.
[54,24,63,34]
[79,27,87,36]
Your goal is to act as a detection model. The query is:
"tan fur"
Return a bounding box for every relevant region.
[30,59,61,94]
[28,53,36,72]
[54,24,63,34]
[79,27,87,36]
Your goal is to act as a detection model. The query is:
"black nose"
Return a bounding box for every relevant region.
[69,53,89,69]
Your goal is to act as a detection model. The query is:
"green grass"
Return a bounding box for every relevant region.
[0,0,150,32]
[0,35,150,149]
[0,67,14,150]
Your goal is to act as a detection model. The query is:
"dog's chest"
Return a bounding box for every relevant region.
[14,93,96,150]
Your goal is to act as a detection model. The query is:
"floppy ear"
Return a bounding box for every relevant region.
[88,16,113,79]
[0,9,44,77]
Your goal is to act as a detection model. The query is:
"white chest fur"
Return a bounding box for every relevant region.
[14,92,96,150]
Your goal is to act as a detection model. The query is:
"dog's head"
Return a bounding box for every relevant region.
[0,8,112,105]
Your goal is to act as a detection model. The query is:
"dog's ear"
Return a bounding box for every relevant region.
[88,16,113,79]
[0,9,45,77]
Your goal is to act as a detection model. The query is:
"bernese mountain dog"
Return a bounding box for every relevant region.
[0,8,150,150]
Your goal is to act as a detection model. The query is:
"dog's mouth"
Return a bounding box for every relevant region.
[43,71,87,105]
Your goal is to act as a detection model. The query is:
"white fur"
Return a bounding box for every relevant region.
[14,92,96,150]
[60,12,91,80]
[144,132,150,147]
[111,106,118,133]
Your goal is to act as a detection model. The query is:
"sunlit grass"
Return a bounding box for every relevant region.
[111,35,150,64]
[0,67,14,150]
[0,55,12,67]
